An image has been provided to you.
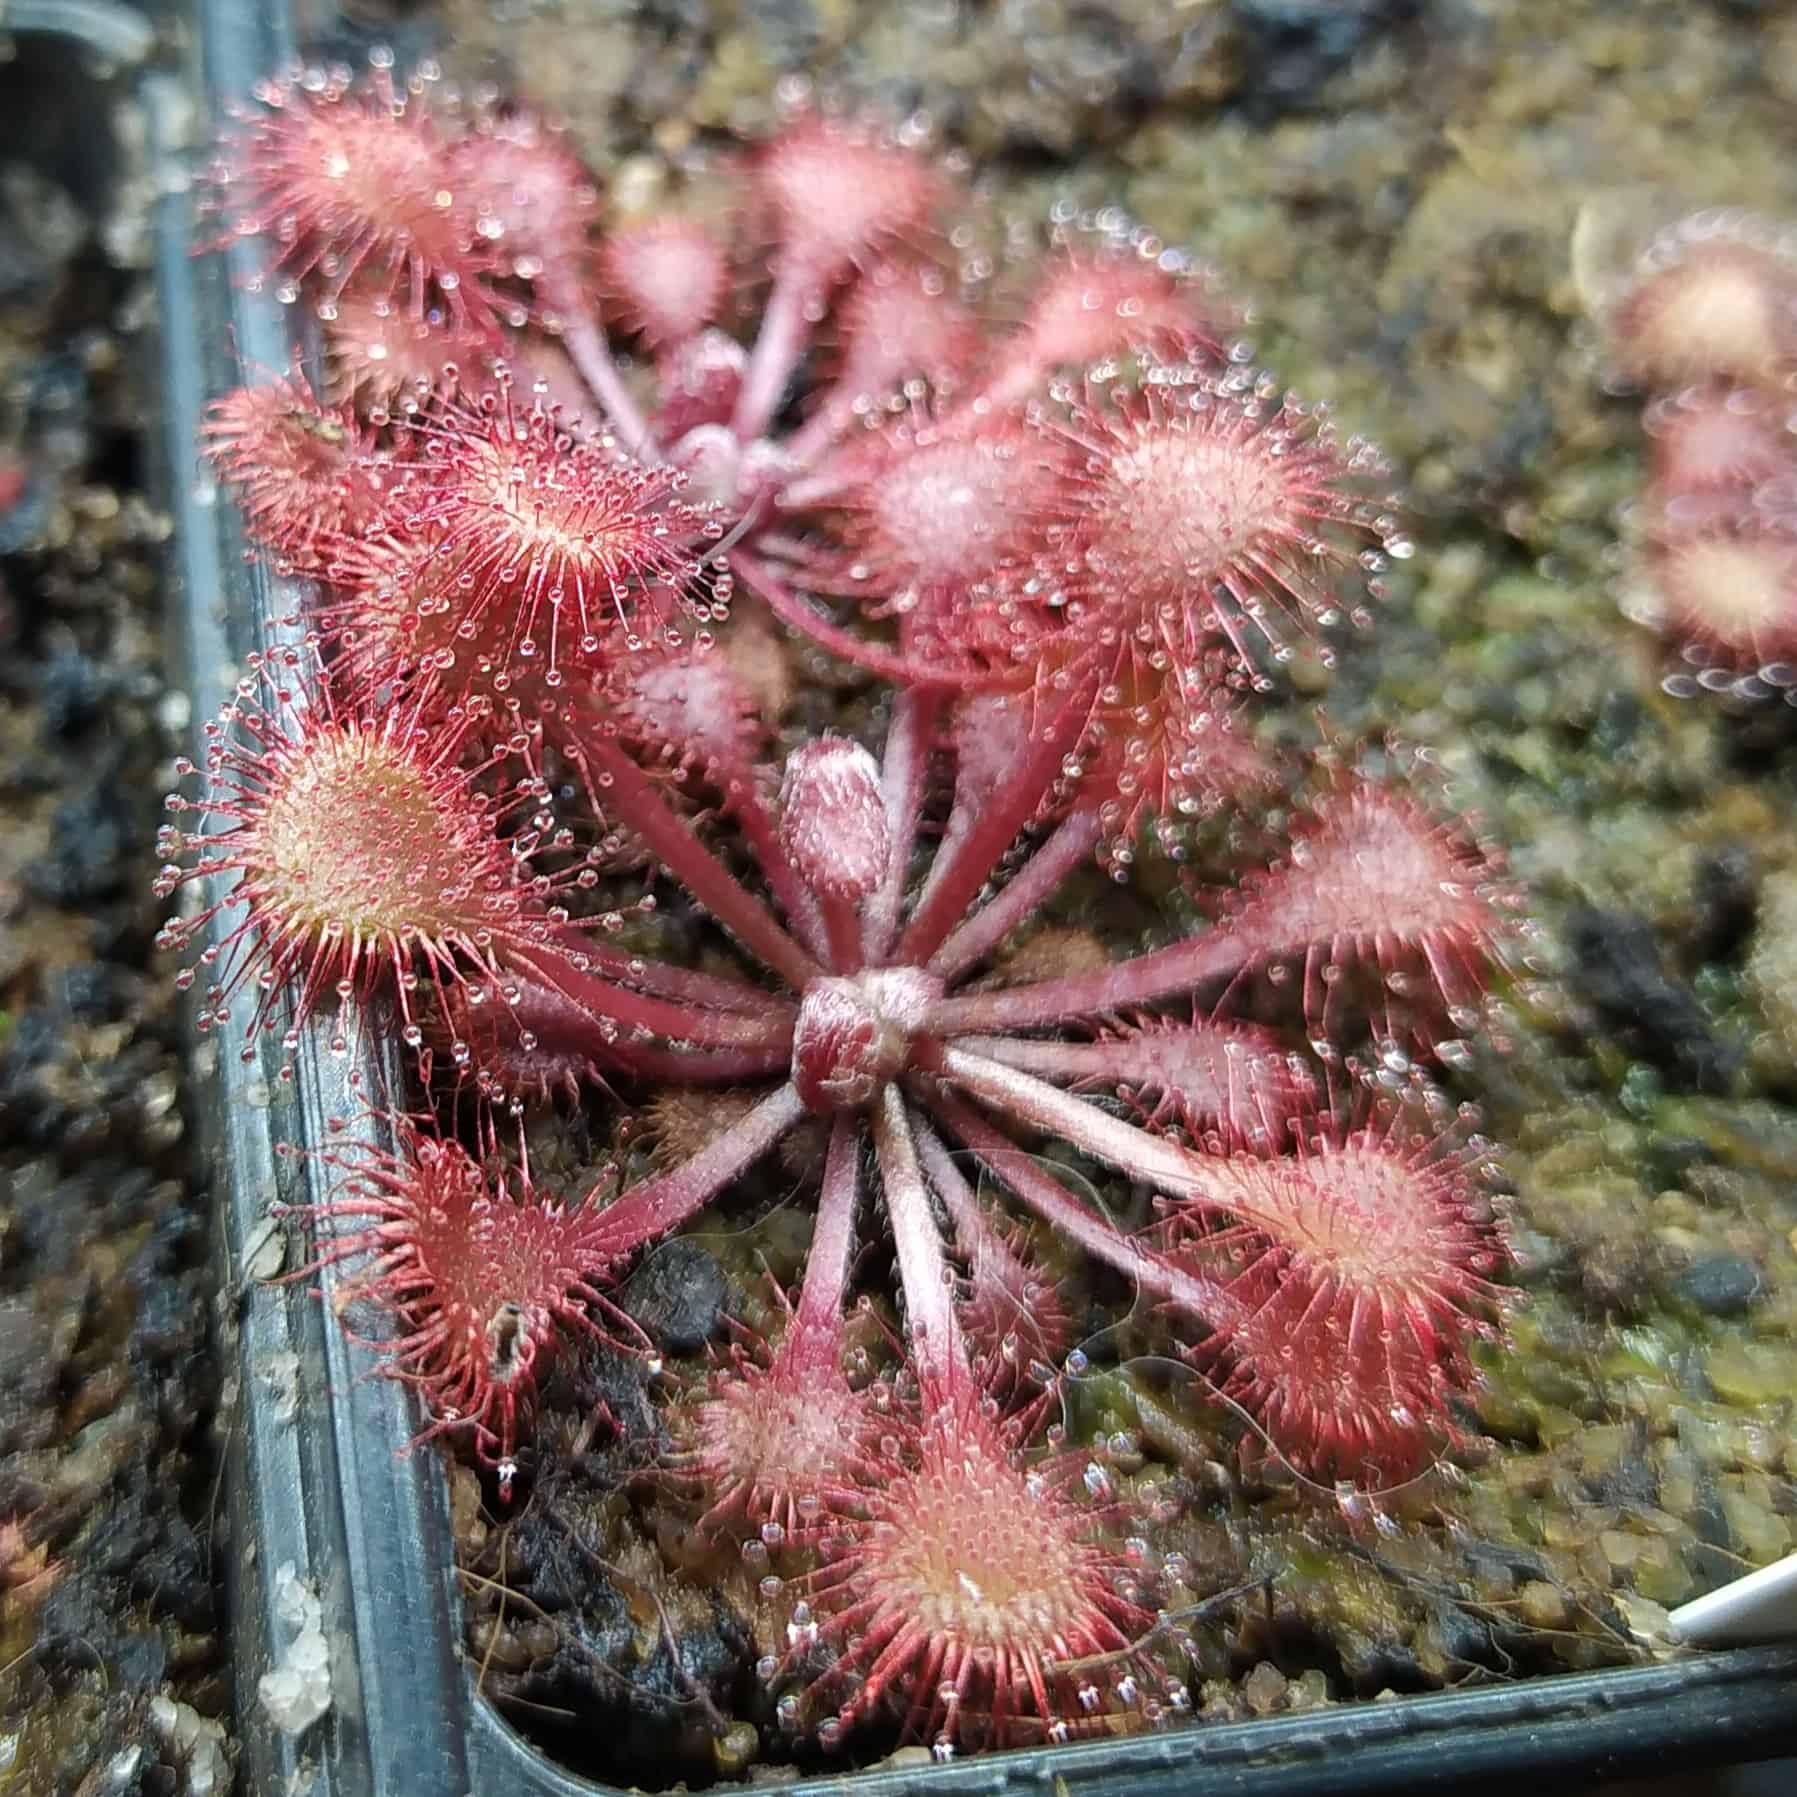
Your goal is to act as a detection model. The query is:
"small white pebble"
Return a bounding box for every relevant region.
[148,1693,233,1794]
[260,1564,335,1734]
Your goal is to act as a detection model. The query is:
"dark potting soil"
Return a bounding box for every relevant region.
[0,50,227,1797]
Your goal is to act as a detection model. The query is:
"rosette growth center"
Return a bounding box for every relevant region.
[777,734,947,1111]
[791,968,942,1113]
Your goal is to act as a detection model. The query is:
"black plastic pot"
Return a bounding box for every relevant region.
[145,2,1797,1792]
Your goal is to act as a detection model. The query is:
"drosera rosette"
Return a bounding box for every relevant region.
[1576,195,1797,696]
[452,680,1517,1497]
[179,50,1543,1762]
[173,626,1524,1517]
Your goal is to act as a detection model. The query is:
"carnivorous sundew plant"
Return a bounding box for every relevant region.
[167,53,1527,1764]
[1579,200,1797,693]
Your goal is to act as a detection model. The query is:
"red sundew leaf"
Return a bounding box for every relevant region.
[1164,1103,1508,1489]
[974,234,1237,411]
[1206,771,1519,1048]
[816,259,982,415]
[203,374,389,558]
[751,112,945,291]
[153,657,565,1055]
[327,373,720,709]
[800,1390,1155,1751]
[962,1009,1315,1148]
[283,1116,633,1498]
[677,1344,885,1543]
[794,405,1066,632]
[210,58,507,328]
[604,643,769,783]
[1643,383,1796,499]
[1633,496,1797,673]
[1602,210,1797,393]
[451,110,602,285]
[321,283,505,407]
[1031,370,1405,670]
[1074,647,1281,867]
[597,216,732,354]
